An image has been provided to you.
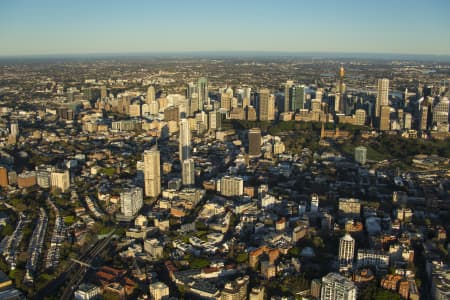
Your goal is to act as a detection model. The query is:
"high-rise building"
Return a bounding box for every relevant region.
[284,80,294,112]
[179,118,191,161]
[375,79,389,118]
[147,86,156,104]
[354,146,367,165]
[321,272,357,300]
[404,112,412,129]
[310,193,319,213]
[248,128,262,157]
[336,66,346,113]
[258,88,274,121]
[120,186,143,217]
[187,82,198,99]
[249,286,265,300]
[379,105,391,131]
[420,102,429,131]
[221,92,232,111]
[0,167,8,187]
[242,87,251,108]
[220,176,244,197]
[209,110,222,130]
[164,106,179,122]
[354,109,366,126]
[339,234,355,272]
[433,96,449,127]
[10,122,19,137]
[100,85,107,98]
[144,147,161,198]
[198,77,208,110]
[149,282,170,300]
[182,158,195,186]
[50,170,70,192]
[291,85,306,112]
[220,276,249,300]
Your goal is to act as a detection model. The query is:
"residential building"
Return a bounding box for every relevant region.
[321,272,356,300]
[144,147,161,198]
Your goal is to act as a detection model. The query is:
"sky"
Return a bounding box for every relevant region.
[0,0,450,57]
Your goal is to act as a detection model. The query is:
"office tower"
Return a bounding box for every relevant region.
[375,79,389,117]
[209,110,222,130]
[147,86,156,104]
[120,186,143,217]
[149,100,159,115]
[404,113,412,129]
[220,176,244,197]
[149,282,170,300]
[433,97,449,126]
[354,146,367,165]
[144,147,161,198]
[187,82,198,99]
[321,272,357,300]
[284,80,294,112]
[50,170,70,192]
[310,193,319,213]
[258,88,274,121]
[10,122,19,137]
[339,234,355,272]
[336,66,346,113]
[379,105,391,131]
[221,92,232,111]
[354,109,366,126]
[189,93,200,115]
[248,128,262,157]
[182,158,195,186]
[291,85,306,111]
[243,86,251,108]
[179,118,191,161]
[311,99,322,111]
[198,77,208,109]
[420,102,429,131]
[316,88,323,101]
[0,167,8,187]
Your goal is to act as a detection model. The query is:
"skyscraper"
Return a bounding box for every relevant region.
[258,88,274,121]
[144,147,161,198]
[243,86,251,108]
[147,86,156,104]
[379,105,391,131]
[182,158,195,186]
[179,118,191,161]
[420,102,430,131]
[339,234,355,272]
[284,80,294,112]
[248,128,262,157]
[291,85,306,112]
[321,272,357,300]
[375,79,389,118]
[337,66,345,113]
[10,122,19,137]
[433,96,449,128]
[198,77,208,110]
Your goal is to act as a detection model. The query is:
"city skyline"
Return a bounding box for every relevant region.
[1,0,450,57]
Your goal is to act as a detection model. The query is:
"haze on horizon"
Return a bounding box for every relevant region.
[0,0,449,57]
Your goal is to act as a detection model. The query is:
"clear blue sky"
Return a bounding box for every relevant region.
[1,0,449,56]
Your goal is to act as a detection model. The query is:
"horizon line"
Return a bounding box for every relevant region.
[1,50,450,61]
